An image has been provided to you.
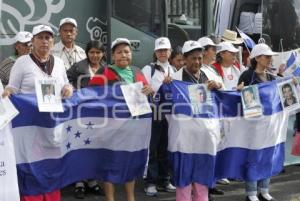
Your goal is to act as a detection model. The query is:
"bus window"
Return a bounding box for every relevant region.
[112,0,166,37]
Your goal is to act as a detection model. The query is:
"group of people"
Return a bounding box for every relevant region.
[0,16,288,201]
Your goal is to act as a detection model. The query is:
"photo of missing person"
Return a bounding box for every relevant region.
[188,84,212,115]
[281,82,298,108]
[241,86,260,109]
[241,85,262,118]
[41,84,56,104]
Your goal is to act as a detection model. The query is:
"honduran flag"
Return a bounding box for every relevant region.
[284,51,298,75]
[9,85,152,196]
[237,28,256,49]
[158,80,288,187]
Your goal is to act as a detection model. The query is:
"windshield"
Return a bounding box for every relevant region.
[112,0,166,36]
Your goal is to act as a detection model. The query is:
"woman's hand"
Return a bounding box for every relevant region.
[142,85,154,96]
[237,82,244,91]
[61,85,73,98]
[2,87,14,98]
[207,80,222,90]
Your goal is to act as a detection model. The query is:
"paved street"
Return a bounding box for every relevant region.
[62,165,300,201]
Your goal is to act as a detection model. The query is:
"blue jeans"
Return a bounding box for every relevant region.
[245,178,270,196]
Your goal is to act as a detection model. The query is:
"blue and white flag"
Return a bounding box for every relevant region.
[158,80,289,187]
[9,85,152,196]
[237,28,256,49]
[284,51,298,76]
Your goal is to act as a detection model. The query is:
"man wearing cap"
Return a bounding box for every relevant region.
[52,17,86,70]
[171,40,221,201]
[142,37,176,196]
[3,24,73,201]
[0,31,32,86]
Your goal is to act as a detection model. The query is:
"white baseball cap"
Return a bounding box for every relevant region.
[154,37,171,51]
[216,42,239,54]
[32,25,54,36]
[111,38,131,50]
[59,17,77,27]
[197,37,216,47]
[15,31,33,43]
[182,40,203,54]
[250,43,278,59]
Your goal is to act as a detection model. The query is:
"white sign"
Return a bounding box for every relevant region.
[120,82,152,117]
[0,125,20,201]
[35,78,64,112]
[0,82,19,130]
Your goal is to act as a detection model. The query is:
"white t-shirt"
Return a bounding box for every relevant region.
[8,55,69,94]
[222,66,242,90]
[52,41,86,70]
[142,61,175,93]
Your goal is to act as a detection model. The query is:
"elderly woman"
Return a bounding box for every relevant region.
[89,38,153,201]
[0,31,33,86]
[238,43,278,201]
[3,24,73,201]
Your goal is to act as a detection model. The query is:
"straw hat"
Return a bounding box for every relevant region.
[221,29,243,44]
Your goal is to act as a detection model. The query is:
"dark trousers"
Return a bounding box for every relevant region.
[145,118,170,186]
[295,112,300,132]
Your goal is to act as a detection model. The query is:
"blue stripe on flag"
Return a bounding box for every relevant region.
[17,149,148,195]
[10,85,151,128]
[163,80,282,118]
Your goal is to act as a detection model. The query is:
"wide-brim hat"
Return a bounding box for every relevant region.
[221,29,243,44]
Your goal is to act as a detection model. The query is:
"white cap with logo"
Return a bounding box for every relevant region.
[111,38,131,50]
[15,31,33,43]
[197,37,216,47]
[182,40,202,54]
[154,37,171,51]
[59,17,77,28]
[216,42,239,54]
[250,43,278,59]
[32,25,54,36]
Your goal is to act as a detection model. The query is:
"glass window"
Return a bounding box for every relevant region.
[112,0,166,36]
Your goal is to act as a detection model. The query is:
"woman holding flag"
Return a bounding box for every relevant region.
[238,43,278,201]
[89,38,153,201]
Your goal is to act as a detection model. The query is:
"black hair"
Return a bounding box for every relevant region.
[85,40,105,63]
[250,58,258,70]
[282,83,293,92]
[170,46,182,60]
